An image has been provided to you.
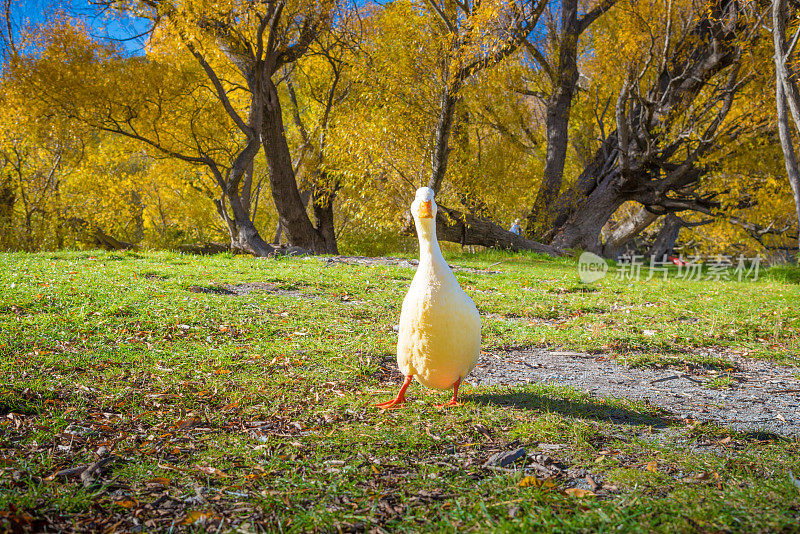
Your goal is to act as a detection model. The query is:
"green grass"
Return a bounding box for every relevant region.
[705,375,735,390]
[0,250,799,532]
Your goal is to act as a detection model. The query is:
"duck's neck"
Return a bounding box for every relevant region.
[415,216,445,267]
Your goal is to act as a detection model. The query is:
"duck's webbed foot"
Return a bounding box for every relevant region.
[376,375,413,410]
[435,378,462,409]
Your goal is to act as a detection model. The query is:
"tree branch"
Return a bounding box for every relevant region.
[183,39,251,134]
[423,0,456,33]
[578,0,617,33]
[522,40,554,83]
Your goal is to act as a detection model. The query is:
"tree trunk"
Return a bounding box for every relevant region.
[428,78,462,192]
[403,203,560,255]
[312,183,339,255]
[93,228,135,251]
[526,0,581,238]
[226,192,276,256]
[214,196,239,250]
[0,181,14,245]
[646,213,683,259]
[66,217,135,250]
[261,78,324,253]
[602,205,659,258]
[773,0,800,253]
[273,188,312,245]
[549,169,627,252]
[241,160,254,216]
[0,183,14,250]
[775,82,800,252]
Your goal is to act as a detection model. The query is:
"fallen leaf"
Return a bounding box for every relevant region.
[113,500,137,509]
[182,511,219,525]
[518,476,557,489]
[195,465,230,478]
[565,488,596,498]
[174,417,201,430]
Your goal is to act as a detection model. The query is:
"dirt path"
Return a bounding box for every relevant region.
[468,349,800,437]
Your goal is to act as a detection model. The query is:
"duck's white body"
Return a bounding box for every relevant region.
[396,188,481,391]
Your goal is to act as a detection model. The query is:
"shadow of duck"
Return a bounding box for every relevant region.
[466,388,673,429]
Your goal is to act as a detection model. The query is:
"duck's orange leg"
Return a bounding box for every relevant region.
[436,378,462,408]
[376,375,413,410]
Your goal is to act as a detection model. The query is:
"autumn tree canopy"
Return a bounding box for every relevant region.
[0,0,797,259]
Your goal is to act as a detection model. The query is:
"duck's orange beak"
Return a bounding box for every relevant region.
[418,200,433,219]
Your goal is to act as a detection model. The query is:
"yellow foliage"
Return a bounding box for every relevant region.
[0,0,796,255]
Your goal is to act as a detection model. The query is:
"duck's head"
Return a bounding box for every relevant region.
[412,187,437,220]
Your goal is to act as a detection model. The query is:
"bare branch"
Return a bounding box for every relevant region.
[423,0,456,33]
[615,76,631,172]
[183,39,251,134]
[578,0,617,33]
[522,40,554,83]
[265,0,285,62]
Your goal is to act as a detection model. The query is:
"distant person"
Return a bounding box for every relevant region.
[509,218,522,235]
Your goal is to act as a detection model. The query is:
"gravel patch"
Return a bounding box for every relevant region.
[468,349,800,437]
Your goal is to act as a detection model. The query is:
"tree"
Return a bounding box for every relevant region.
[772,0,800,253]
[0,75,217,251]
[321,0,556,252]
[3,0,793,257]
[547,0,763,252]
[422,0,547,193]
[522,0,617,238]
[0,94,72,250]
[11,0,340,255]
[401,0,558,251]
[279,8,363,253]
[110,0,343,254]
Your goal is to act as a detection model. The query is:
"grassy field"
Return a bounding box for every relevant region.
[1,250,799,532]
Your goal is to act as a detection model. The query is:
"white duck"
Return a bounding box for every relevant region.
[377,187,481,409]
